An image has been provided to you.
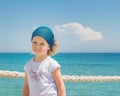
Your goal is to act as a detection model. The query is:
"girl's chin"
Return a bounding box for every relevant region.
[34,53,46,56]
[35,53,42,55]
[32,51,48,56]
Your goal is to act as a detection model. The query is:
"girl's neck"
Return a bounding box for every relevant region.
[34,54,49,62]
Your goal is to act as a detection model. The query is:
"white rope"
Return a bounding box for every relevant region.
[0,70,120,82]
[0,70,24,78]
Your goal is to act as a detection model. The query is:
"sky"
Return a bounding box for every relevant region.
[0,0,120,53]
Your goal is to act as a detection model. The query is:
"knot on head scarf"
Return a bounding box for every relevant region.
[31,26,54,49]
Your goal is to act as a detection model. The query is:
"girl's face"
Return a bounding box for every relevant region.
[32,36,50,56]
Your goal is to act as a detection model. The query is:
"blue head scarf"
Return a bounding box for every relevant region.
[31,26,54,49]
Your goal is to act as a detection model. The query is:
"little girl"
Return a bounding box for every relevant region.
[22,26,66,96]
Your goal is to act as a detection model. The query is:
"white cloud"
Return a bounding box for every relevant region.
[53,22,103,41]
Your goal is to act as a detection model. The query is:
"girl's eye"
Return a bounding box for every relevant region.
[32,41,45,47]
[32,41,37,45]
[40,43,45,47]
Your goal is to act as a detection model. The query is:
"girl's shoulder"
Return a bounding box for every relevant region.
[24,58,33,67]
[26,58,33,64]
[24,58,33,72]
[48,56,59,64]
[48,56,60,72]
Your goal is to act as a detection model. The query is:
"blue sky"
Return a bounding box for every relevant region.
[0,0,120,53]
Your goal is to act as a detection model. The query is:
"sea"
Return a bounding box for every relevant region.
[0,53,120,96]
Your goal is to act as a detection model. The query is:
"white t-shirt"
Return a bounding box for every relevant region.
[24,56,60,96]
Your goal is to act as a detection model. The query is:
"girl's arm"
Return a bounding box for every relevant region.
[52,68,66,96]
[22,72,29,96]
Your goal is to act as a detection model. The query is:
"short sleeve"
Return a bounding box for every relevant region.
[24,64,26,72]
[50,59,61,72]
[24,62,28,73]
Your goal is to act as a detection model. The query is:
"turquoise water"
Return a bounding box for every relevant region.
[0,53,120,96]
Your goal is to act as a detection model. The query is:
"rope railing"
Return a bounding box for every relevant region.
[0,70,120,82]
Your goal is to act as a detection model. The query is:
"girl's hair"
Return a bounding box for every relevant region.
[48,40,58,56]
